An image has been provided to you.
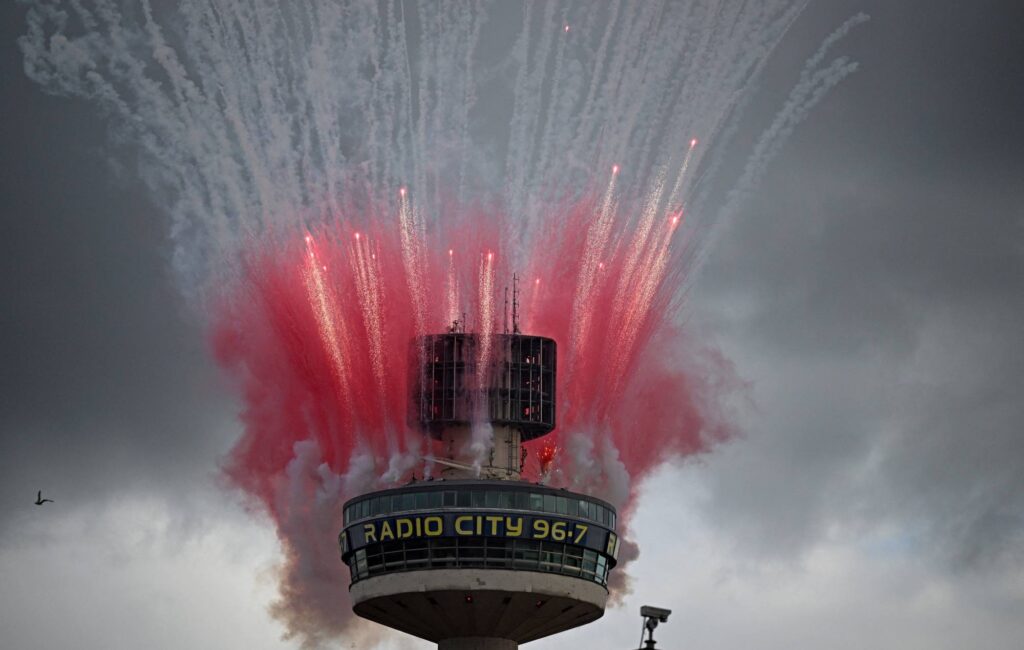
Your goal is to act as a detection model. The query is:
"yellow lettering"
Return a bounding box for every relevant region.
[424,516,443,536]
[476,516,482,535]
[486,515,503,536]
[506,517,523,537]
[551,521,567,541]
[533,519,550,539]
[380,520,394,541]
[396,518,413,539]
[455,515,474,535]
[573,525,588,544]
[415,517,422,537]
[363,523,377,543]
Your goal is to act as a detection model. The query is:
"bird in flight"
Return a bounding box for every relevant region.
[34,490,54,506]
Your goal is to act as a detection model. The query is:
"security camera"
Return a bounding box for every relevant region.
[640,605,671,623]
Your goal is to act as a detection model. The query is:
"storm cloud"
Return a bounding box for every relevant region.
[1,1,1022,649]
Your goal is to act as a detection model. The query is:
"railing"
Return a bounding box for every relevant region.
[347,537,612,587]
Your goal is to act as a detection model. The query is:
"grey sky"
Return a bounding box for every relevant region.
[2,1,1022,649]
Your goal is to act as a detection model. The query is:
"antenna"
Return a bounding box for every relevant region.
[512,273,521,334]
[504,285,510,334]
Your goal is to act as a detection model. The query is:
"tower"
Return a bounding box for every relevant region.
[339,317,620,649]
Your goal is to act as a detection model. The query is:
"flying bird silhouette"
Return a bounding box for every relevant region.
[34,490,54,506]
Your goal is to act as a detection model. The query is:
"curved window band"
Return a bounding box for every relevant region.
[346,537,612,587]
[344,490,616,530]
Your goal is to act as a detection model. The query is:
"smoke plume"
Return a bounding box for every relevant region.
[18,1,864,644]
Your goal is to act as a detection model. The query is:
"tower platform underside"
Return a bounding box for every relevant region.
[351,569,606,643]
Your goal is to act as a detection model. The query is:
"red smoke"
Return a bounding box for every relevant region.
[212,187,736,643]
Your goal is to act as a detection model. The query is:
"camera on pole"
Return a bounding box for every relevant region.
[639,605,671,649]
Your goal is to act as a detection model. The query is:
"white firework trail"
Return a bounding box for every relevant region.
[16,1,867,644]
[350,232,389,430]
[471,250,497,472]
[446,248,460,328]
[302,235,354,437]
[568,165,620,360]
[397,186,427,334]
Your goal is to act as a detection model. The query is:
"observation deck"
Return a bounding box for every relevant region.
[341,314,616,648]
[341,480,619,643]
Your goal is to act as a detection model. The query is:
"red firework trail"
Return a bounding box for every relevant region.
[212,169,736,639]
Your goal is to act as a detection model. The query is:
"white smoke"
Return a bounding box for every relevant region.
[469,421,494,476]
[723,13,870,219]
[563,431,638,603]
[272,439,425,647]
[19,0,819,289]
[564,432,631,510]
[17,0,867,644]
[272,440,362,647]
[340,445,377,497]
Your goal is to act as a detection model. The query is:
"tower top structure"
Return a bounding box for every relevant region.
[340,308,618,648]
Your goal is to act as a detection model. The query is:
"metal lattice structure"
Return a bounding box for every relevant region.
[415,333,556,440]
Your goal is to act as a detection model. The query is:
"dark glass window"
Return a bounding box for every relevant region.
[471,490,486,508]
[579,500,591,520]
[383,549,405,568]
[485,491,499,508]
[401,493,415,511]
[359,500,369,519]
[486,539,511,563]
[406,539,428,565]
[443,491,456,507]
[555,496,568,515]
[497,491,512,509]
[540,542,563,569]
[543,494,556,513]
[460,541,485,565]
[432,545,457,566]
[415,492,429,509]
[514,492,529,510]
[567,499,579,517]
[345,538,612,587]
[456,490,471,508]
[391,495,403,512]
[428,491,443,508]
[513,542,540,568]
[563,554,581,573]
[366,550,384,571]
[530,493,544,511]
